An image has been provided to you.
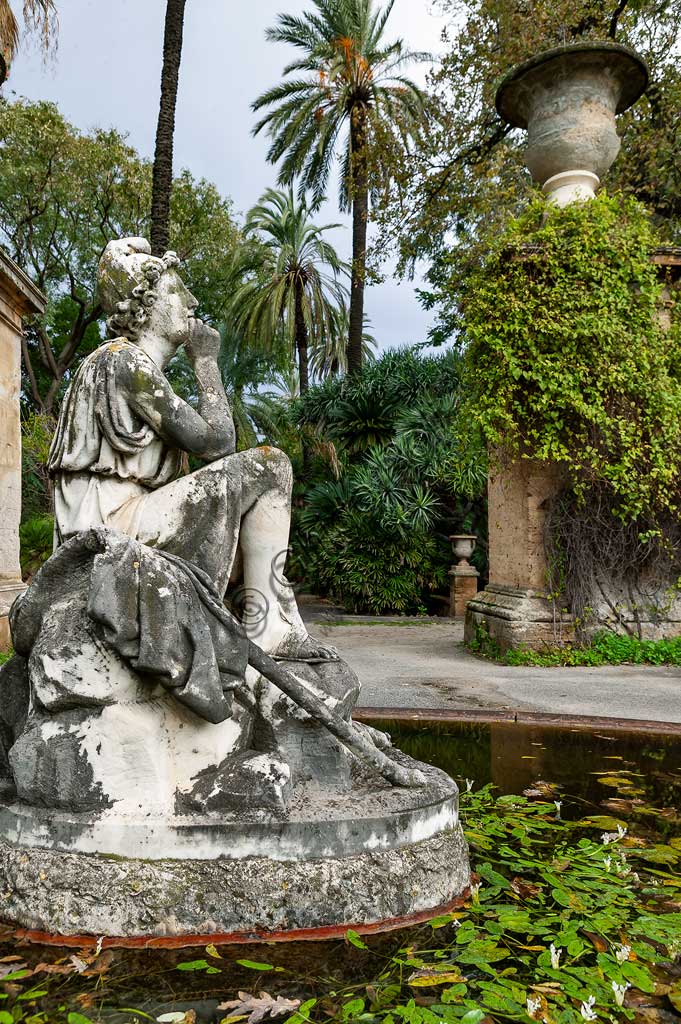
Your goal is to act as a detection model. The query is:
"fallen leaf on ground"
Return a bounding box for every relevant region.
[218,991,302,1024]
[511,877,542,899]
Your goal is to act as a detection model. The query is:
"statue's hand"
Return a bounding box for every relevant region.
[186,318,221,362]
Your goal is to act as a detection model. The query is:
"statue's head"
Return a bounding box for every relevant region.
[98,237,198,347]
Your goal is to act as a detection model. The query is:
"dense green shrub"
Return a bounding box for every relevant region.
[19,514,54,580]
[469,623,681,667]
[290,348,488,614]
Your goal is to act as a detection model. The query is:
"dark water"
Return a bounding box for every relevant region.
[1,720,679,1023]
[378,719,681,834]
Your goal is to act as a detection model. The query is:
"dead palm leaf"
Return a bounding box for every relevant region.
[0,0,58,63]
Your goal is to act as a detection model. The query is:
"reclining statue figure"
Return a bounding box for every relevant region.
[0,238,421,822]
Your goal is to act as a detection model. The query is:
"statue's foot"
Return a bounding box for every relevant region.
[272,632,340,664]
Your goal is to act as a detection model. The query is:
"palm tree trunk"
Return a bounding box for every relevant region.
[150,0,187,256]
[348,107,369,376]
[294,284,310,394]
[295,283,311,475]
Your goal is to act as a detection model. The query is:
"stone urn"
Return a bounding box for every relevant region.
[495,42,648,206]
[449,536,479,618]
[450,534,477,567]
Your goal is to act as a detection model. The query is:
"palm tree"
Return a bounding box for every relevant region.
[310,306,377,378]
[229,187,348,395]
[150,0,187,255]
[0,0,57,82]
[252,0,427,375]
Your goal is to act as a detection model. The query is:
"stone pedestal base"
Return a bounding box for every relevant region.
[465,584,573,654]
[449,568,479,618]
[0,754,470,939]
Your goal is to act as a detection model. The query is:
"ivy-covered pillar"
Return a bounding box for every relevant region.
[0,249,46,651]
[464,41,651,653]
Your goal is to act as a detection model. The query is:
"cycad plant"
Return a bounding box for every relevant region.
[230,187,348,394]
[252,0,427,375]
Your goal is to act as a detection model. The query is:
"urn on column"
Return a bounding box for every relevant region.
[495,42,648,206]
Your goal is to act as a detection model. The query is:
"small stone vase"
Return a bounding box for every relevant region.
[495,42,648,206]
[450,534,477,567]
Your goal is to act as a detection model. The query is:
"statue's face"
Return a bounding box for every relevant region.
[149,269,199,349]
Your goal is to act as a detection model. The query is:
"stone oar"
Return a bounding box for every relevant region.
[244,641,427,789]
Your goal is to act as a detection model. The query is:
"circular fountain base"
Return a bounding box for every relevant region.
[0,759,470,939]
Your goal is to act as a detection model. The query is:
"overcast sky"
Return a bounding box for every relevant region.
[7,0,449,353]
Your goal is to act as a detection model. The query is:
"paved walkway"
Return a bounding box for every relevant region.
[304,613,681,724]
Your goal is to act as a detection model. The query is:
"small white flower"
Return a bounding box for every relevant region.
[601,832,614,845]
[616,825,627,839]
[554,800,562,820]
[95,935,104,957]
[470,882,481,899]
[614,944,631,964]
[580,995,597,1021]
[612,982,630,1007]
[616,859,631,878]
[465,778,474,792]
[526,996,542,1017]
[603,856,612,871]
[550,944,562,970]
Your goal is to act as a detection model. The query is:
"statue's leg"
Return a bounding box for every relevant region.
[116,447,336,659]
[236,448,337,660]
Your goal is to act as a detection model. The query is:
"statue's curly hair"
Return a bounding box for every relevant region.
[105,250,180,340]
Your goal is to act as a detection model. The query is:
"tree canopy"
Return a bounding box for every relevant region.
[369,0,681,345]
[0,97,241,413]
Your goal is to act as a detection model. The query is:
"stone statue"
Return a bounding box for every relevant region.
[49,238,335,664]
[0,238,468,940]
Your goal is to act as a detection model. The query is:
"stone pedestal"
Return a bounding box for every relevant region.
[450,566,479,618]
[465,455,572,652]
[0,251,46,651]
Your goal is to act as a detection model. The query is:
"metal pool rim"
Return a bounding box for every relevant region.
[8,891,470,950]
[354,707,681,737]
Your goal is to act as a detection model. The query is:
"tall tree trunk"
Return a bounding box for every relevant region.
[295,283,311,475]
[294,284,309,394]
[150,0,187,256]
[348,107,369,376]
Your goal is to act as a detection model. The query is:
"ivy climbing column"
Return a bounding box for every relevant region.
[465,41,649,653]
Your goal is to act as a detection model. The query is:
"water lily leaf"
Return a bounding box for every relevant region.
[408,968,463,987]
[629,846,679,864]
[596,776,631,787]
[236,961,277,972]
[218,992,301,1024]
[459,1011,485,1024]
[578,815,628,829]
[176,959,220,974]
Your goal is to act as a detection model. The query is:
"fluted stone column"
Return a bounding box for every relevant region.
[0,250,46,650]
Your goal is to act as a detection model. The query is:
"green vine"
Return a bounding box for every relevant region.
[463,192,681,526]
